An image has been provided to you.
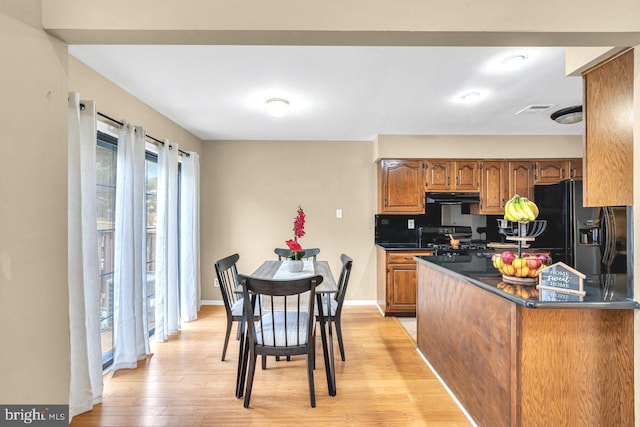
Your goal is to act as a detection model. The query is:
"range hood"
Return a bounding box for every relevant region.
[426,192,481,204]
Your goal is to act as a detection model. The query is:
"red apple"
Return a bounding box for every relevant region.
[536,253,550,265]
[525,257,542,269]
[501,251,516,265]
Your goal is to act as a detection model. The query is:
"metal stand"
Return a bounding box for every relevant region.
[497,220,548,285]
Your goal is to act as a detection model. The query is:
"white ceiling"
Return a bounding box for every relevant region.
[69,45,584,141]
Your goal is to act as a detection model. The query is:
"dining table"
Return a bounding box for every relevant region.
[235,259,339,399]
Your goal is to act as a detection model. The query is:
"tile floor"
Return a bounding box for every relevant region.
[397,316,417,342]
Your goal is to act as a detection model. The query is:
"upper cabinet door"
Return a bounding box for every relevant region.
[479,161,508,214]
[453,161,480,191]
[424,160,478,191]
[424,160,452,191]
[534,160,565,185]
[378,159,425,214]
[509,161,534,200]
[568,159,583,180]
[584,49,634,207]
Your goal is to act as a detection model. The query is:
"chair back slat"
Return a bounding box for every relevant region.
[274,247,321,261]
[214,253,241,315]
[335,254,353,311]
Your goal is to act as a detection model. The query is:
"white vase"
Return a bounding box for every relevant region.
[288,260,304,272]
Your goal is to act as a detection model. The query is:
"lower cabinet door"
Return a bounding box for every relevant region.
[387,263,417,314]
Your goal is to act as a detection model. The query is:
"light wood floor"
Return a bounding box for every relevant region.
[71,305,470,426]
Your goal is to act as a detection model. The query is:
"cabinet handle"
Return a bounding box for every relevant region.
[447,177,450,185]
[561,168,565,179]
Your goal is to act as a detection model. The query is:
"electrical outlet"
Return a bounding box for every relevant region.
[214,278,220,287]
[408,219,415,229]
[336,209,343,219]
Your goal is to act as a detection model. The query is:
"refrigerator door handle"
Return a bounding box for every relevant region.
[601,208,610,268]
[603,207,616,271]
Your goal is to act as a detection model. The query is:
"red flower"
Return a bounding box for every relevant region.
[285,206,307,260]
[285,239,303,253]
[293,206,306,238]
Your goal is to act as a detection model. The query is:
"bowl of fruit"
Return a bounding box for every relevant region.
[491,251,551,284]
[496,281,540,299]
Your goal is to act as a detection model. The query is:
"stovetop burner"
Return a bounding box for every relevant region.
[428,242,488,256]
[427,242,488,251]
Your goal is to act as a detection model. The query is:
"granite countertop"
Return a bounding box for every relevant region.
[375,243,431,250]
[415,253,639,309]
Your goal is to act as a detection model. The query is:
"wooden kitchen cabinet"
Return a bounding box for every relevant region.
[534,159,583,185]
[453,160,480,191]
[508,161,534,200]
[378,159,425,214]
[583,49,633,206]
[534,160,565,184]
[424,160,479,192]
[423,160,451,191]
[378,157,581,214]
[376,248,433,316]
[479,161,508,214]
[568,158,583,180]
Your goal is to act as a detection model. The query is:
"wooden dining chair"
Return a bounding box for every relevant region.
[238,273,324,408]
[274,247,321,261]
[214,253,243,361]
[273,246,320,363]
[316,254,353,362]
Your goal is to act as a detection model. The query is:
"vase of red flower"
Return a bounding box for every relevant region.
[285,206,306,272]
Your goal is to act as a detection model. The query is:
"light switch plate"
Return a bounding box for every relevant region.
[408,219,415,229]
[336,209,343,219]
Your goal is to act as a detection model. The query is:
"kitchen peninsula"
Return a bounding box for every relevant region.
[416,254,637,426]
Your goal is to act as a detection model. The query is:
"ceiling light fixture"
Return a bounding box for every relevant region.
[460,91,481,102]
[265,98,290,118]
[550,105,583,124]
[502,53,528,66]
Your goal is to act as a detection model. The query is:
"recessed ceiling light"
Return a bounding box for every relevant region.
[460,91,481,102]
[502,53,528,66]
[265,98,290,117]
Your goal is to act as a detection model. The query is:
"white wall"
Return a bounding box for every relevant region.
[374,134,582,161]
[201,140,377,302]
[0,6,70,404]
[68,57,203,154]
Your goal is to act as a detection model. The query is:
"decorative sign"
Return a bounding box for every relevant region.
[537,262,586,296]
[539,288,584,302]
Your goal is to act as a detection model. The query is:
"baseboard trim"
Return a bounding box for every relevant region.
[201,300,223,306]
[416,348,477,427]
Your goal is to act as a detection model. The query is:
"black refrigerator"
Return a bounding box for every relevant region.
[533,180,630,275]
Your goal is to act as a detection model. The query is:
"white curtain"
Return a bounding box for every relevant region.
[155,140,180,341]
[112,121,150,371]
[67,93,103,418]
[180,152,201,321]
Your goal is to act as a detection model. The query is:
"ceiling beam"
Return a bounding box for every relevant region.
[42,0,640,46]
